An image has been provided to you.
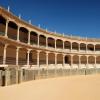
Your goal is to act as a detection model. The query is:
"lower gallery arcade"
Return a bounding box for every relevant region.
[0,42,100,69]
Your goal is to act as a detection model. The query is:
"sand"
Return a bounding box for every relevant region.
[0,74,100,100]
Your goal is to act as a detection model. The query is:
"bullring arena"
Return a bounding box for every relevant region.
[0,6,100,86]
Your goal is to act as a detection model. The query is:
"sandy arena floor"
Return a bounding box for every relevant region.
[0,74,100,100]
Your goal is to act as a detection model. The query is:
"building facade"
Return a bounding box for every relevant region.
[0,6,100,86]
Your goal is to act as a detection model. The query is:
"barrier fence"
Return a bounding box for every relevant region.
[0,67,100,86]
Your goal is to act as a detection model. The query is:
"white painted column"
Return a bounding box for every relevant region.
[79,55,81,68]
[46,52,49,67]
[86,44,88,53]
[46,37,48,48]
[37,50,40,67]
[5,20,9,37]
[71,55,73,68]
[28,31,30,44]
[94,45,95,53]
[79,43,80,52]
[38,34,40,47]
[3,44,8,65]
[71,42,72,52]
[63,54,65,67]
[63,41,64,50]
[55,39,56,50]
[16,47,20,66]
[17,26,20,41]
[55,53,57,65]
[94,56,96,68]
[27,49,31,67]
[86,56,88,68]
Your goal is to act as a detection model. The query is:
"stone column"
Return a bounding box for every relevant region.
[28,31,30,45]
[16,47,20,66]
[37,50,40,67]
[3,44,8,65]
[17,26,20,41]
[27,49,31,67]
[5,20,9,37]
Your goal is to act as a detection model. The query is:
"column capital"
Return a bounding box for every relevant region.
[37,50,41,53]
[27,49,32,53]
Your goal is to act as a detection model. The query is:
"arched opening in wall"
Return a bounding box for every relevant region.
[48,37,55,48]
[19,27,28,43]
[80,43,86,51]
[39,51,46,65]
[0,42,5,64]
[81,56,87,64]
[95,44,100,51]
[96,56,100,64]
[8,21,18,40]
[19,48,27,65]
[48,53,55,64]
[56,39,63,49]
[72,42,79,50]
[73,55,79,64]
[39,35,46,46]
[88,56,95,64]
[57,54,63,64]
[65,55,71,64]
[87,44,94,51]
[30,31,38,45]
[64,41,71,50]
[6,45,16,65]
[0,16,6,34]
[30,50,37,65]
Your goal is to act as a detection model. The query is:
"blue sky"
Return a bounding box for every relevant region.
[0,0,100,38]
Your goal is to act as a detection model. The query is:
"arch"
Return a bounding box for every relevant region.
[18,48,27,65]
[81,56,87,64]
[88,56,95,64]
[0,15,6,34]
[72,42,79,50]
[87,44,94,51]
[95,44,100,51]
[96,56,100,64]
[19,27,28,43]
[30,31,38,45]
[8,21,18,40]
[65,55,71,64]
[48,53,55,64]
[39,51,46,65]
[39,35,46,46]
[73,55,79,64]
[64,41,71,49]
[30,50,37,65]
[56,39,63,49]
[6,45,17,65]
[80,43,86,50]
[57,54,63,64]
[48,37,55,48]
